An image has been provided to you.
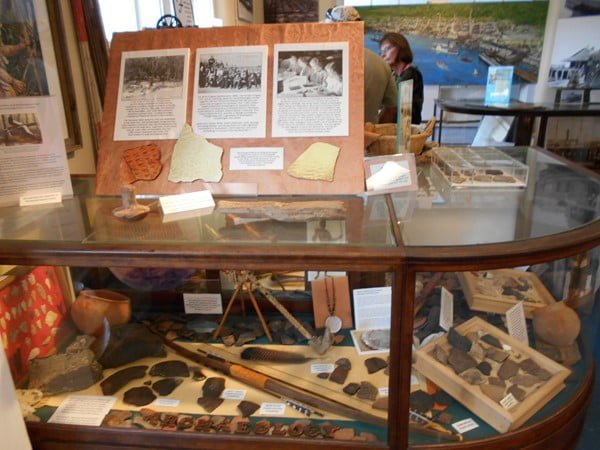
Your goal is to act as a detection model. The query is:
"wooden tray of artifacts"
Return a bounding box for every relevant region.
[413,317,570,433]
[457,269,556,319]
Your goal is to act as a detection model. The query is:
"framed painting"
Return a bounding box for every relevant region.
[0,0,81,152]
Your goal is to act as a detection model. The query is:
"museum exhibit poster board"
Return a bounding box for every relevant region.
[0,97,73,207]
[96,23,366,196]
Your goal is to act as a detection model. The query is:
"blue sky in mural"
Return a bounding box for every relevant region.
[352,1,548,85]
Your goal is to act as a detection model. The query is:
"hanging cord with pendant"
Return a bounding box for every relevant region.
[324,276,342,333]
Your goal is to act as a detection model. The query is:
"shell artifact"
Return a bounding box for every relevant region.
[361,329,390,350]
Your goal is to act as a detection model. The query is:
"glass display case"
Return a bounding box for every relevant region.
[0,147,599,450]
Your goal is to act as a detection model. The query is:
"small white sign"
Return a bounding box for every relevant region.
[353,287,392,330]
[221,389,247,400]
[19,191,62,206]
[452,418,479,433]
[439,287,454,331]
[160,190,215,216]
[378,387,389,396]
[229,147,284,171]
[49,395,116,426]
[410,374,419,386]
[259,402,286,416]
[183,293,223,314]
[500,393,519,410]
[506,301,529,345]
[310,363,334,374]
[154,398,180,407]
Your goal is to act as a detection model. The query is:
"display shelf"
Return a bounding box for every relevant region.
[1,147,600,450]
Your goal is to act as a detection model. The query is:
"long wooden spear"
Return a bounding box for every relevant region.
[148,324,387,427]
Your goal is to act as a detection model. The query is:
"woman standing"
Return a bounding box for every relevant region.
[379,32,424,125]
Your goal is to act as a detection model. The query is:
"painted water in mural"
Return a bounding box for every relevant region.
[358,2,549,86]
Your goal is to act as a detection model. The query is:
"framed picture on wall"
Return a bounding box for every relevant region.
[237,0,253,23]
[0,1,82,152]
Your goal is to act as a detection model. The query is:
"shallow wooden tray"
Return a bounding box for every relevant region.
[457,269,556,318]
[413,316,570,433]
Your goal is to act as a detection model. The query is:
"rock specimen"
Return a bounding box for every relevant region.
[100,365,148,395]
[99,324,165,368]
[28,348,103,395]
[480,383,505,403]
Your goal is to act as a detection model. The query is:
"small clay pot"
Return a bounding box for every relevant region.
[532,301,580,347]
[71,289,131,335]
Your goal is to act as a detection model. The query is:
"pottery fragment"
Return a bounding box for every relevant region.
[123,386,156,406]
[448,327,472,352]
[149,360,190,378]
[329,365,350,384]
[507,384,527,402]
[480,383,505,403]
[365,357,388,374]
[152,378,183,396]
[460,368,485,385]
[343,382,360,395]
[237,400,260,417]
[498,359,519,380]
[100,365,148,395]
[510,374,541,387]
[477,361,492,376]
[448,347,477,374]
[356,381,378,401]
[486,347,509,363]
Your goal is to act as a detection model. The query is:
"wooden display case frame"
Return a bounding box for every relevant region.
[413,317,570,433]
[457,269,556,318]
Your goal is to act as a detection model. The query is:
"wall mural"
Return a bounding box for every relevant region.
[357,1,549,86]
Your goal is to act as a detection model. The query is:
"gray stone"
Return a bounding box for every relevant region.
[481,334,503,349]
[486,347,509,363]
[460,368,485,385]
[507,384,527,402]
[448,327,472,352]
[480,383,505,403]
[477,361,492,376]
[510,374,541,387]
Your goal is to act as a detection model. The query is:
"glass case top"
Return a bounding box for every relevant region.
[400,147,600,246]
[0,148,598,250]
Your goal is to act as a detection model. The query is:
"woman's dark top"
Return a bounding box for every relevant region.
[395,65,424,125]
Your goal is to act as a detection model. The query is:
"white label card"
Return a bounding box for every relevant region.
[221,389,246,400]
[229,147,284,171]
[259,402,286,416]
[506,301,529,345]
[154,398,180,407]
[49,395,116,426]
[500,393,519,410]
[378,387,389,396]
[439,287,454,331]
[452,418,479,433]
[20,191,62,206]
[160,190,215,215]
[183,293,223,314]
[310,363,334,374]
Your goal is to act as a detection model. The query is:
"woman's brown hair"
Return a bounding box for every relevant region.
[380,32,413,64]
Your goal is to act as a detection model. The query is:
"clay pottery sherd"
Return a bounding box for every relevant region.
[329,365,350,384]
[123,386,156,406]
[356,381,378,401]
[364,357,388,374]
[448,348,477,374]
[149,360,190,377]
[480,383,505,403]
[71,289,131,335]
[343,382,360,395]
[152,378,183,396]
[202,377,226,398]
[447,328,472,352]
[99,323,166,368]
[237,400,260,417]
[532,301,580,347]
[372,396,388,410]
[498,359,519,380]
[100,365,148,395]
[197,396,224,413]
[410,390,434,413]
[507,384,526,402]
[481,334,503,349]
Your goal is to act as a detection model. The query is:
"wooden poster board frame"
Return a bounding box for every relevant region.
[95,23,365,196]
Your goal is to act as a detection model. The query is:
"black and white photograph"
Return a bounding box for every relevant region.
[121,54,186,100]
[0,112,41,146]
[272,42,348,138]
[197,52,263,93]
[193,45,268,139]
[548,16,600,88]
[114,48,189,141]
[276,50,343,97]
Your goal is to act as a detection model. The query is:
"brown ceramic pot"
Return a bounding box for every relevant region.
[532,301,580,347]
[70,289,131,335]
